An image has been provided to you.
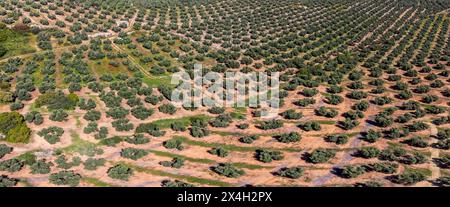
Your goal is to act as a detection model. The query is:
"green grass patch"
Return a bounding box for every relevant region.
[142,75,172,88]
[315,120,337,125]
[403,166,432,177]
[211,130,246,137]
[82,177,117,187]
[149,115,212,129]
[0,28,36,58]
[62,130,101,157]
[147,149,269,170]
[121,162,234,187]
[172,136,302,152]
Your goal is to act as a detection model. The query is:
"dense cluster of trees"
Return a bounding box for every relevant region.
[0,0,448,187]
[0,112,31,143]
[35,91,78,110]
[49,170,81,187]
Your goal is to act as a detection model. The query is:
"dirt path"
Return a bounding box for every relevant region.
[311,115,373,186]
[0,45,77,63]
[429,124,441,180]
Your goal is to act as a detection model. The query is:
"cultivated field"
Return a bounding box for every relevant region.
[0,0,449,187]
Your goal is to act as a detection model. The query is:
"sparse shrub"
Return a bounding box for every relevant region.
[163,139,184,150]
[121,148,148,160]
[274,166,304,179]
[107,164,133,181]
[255,149,284,163]
[306,149,336,164]
[212,163,245,178]
[324,134,348,145]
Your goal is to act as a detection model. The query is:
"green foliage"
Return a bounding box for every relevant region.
[35,91,78,110]
[403,136,429,148]
[435,176,450,187]
[236,123,249,129]
[158,103,177,115]
[106,107,129,119]
[354,181,383,187]
[306,149,336,164]
[37,126,64,144]
[255,149,284,163]
[298,121,321,131]
[257,119,283,130]
[274,166,304,179]
[112,118,134,132]
[83,110,101,121]
[0,158,24,172]
[78,98,96,110]
[131,106,154,120]
[83,158,106,171]
[436,154,450,168]
[392,171,428,185]
[125,134,150,145]
[293,98,315,107]
[0,144,13,159]
[280,109,303,120]
[364,162,398,174]
[16,152,36,165]
[30,159,53,174]
[355,147,380,158]
[171,121,186,131]
[324,134,348,145]
[107,164,133,181]
[338,165,366,178]
[49,170,81,187]
[84,122,99,134]
[208,147,229,158]
[362,129,381,143]
[100,136,124,147]
[160,157,185,168]
[189,126,210,138]
[9,101,24,111]
[121,148,148,160]
[0,112,31,143]
[208,107,225,114]
[49,109,69,122]
[25,111,43,125]
[212,163,245,178]
[163,139,184,150]
[239,135,259,144]
[315,106,338,118]
[209,114,232,128]
[55,155,81,170]
[161,180,195,187]
[276,132,301,143]
[0,175,18,187]
[136,123,166,137]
